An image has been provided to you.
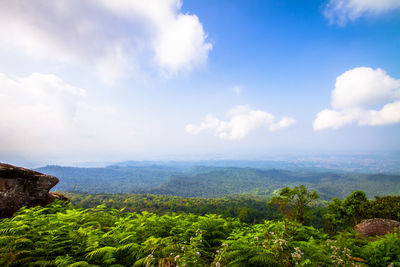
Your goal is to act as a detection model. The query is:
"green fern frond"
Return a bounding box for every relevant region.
[248,254,278,266]
[68,261,98,267]
[119,234,137,243]
[31,259,58,267]
[85,246,116,259]
[115,242,140,254]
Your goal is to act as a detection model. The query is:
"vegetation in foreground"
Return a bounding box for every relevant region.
[0,186,400,266]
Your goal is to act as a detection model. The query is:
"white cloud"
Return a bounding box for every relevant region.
[324,0,400,25]
[0,73,84,155]
[313,108,362,130]
[0,73,137,158]
[186,105,296,140]
[313,67,400,130]
[0,0,212,82]
[269,117,297,132]
[359,101,400,126]
[331,67,400,109]
[154,13,212,74]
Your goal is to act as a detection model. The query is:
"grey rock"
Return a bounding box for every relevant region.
[0,163,59,218]
[355,218,400,237]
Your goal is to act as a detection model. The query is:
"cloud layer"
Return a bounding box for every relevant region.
[0,0,212,82]
[0,73,136,159]
[313,67,400,130]
[186,105,296,140]
[324,0,400,25]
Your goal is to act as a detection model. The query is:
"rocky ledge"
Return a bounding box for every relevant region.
[355,218,400,237]
[0,163,60,218]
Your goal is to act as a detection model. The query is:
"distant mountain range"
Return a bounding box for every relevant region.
[109,157,400,174]
[36,161,400,200]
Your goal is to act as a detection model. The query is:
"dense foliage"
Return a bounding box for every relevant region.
[65,192,400,228]
[1,187,400,266]
[65,193,279,224]
[268,185,320,225]
[324,193,400,233]
[1,200,399,267]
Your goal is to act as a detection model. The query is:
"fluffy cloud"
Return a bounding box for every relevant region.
[186,105,296,140]
[0,0,212,82]
[0,73,83,155]
[324,0,400,25]
[331,67,400,109]
[313,67,400,130]
[0,73,136,158]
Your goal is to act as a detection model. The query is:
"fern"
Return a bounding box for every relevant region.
[68,261,98,267]
[1,196,395,266]
[248,254,279,266]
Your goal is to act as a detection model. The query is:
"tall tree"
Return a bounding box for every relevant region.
[343,190,369,226]
[268,185,319,225]
[323,198,346,233]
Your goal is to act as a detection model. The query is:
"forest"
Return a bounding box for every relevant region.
[37,164,400,199]
[1,186,400,266]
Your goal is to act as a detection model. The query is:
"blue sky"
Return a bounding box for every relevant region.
[0,0,399,165]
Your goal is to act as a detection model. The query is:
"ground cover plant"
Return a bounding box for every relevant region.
[1,187,399,266]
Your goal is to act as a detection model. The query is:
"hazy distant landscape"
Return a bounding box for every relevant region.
[37,157,400,200]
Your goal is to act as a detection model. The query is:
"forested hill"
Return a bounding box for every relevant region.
[35,165,179,193]
[147,168,400,199]
[36,165,400,200]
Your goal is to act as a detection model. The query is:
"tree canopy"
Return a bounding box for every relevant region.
[268,185,320,225]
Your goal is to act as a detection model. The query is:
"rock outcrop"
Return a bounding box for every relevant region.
[355,218,400,237]
[0,163,59,218]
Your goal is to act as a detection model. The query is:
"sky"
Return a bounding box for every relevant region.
[0,0,400,166]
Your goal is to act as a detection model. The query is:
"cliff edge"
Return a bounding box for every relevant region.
[0,163,59,218]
